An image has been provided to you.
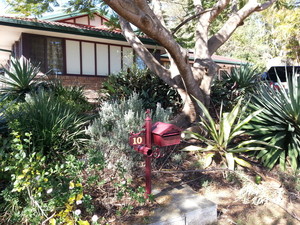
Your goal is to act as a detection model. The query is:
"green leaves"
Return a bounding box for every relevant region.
[0,57,41,99]
[183,97,265,170]
[7,91,89,158]
[101,64,181,112]
[247,70,300,170]
[211,64,259,112]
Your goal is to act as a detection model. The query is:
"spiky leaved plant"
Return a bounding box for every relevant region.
[183,98,266,170]
[246,71,300,170]
[7,90,89,158]
[211,64,259,112]
[0,57,41,99]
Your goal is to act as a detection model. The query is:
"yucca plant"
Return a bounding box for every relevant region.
[183,98,266,170]
[0,57,41,99]
[246,72,300,170]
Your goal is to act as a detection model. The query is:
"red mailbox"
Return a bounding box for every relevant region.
[151,122,181,147]
[129,110,182,197]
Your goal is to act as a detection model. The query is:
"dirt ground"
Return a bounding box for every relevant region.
[138,151,300,225]
[101,149,300,225]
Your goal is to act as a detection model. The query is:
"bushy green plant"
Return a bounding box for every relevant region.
[0,132,96,225]
[0,131,148,224]
[101,64,181,112]
[87,93,172,172]
[0,57,44,100]
[183,98,266,170]
[6,91,89,158]
[211,64,259,112]
[246,73,300,170]
[47,78,92,113]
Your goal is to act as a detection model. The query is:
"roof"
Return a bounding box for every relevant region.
[41,11,111,22]
[41,11,90,21]
[211,55,246,65]
[160,53,246,65]
[0,16,157,45]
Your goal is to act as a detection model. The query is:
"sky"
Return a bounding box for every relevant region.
[0,0,11,15]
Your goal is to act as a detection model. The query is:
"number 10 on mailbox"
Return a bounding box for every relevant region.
[129,133,145,146]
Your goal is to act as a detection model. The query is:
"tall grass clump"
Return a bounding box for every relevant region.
[6,90,89,158]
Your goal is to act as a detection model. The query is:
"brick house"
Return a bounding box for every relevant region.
[0,12,162,94]
[0,12,245,96]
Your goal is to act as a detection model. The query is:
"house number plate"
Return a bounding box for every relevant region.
[129,134,145,146]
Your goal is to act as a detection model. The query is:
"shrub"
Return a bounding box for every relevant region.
[246,73,300,170]
[46,78,92,113]
[6,90,89,158]
[0,125,148,225]
[183,98,266,170]
[0,132,98,225]
[211,64,259,112]
[101,64,182,112]
[87,93,172,173]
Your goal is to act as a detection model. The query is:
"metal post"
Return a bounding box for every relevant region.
[145,110,152,196]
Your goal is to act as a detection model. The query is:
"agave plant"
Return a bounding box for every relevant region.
[0,57,41,99]
[246,71,300,170]
[183,98,266,170]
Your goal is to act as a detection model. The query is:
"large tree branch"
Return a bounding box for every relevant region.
[208,0,278,54]
[119,17,177,87]
[103,0,203,95]
[172,8,213,35]
[208,0,231,22]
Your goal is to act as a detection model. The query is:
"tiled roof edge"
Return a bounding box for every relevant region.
[0,16,158,45]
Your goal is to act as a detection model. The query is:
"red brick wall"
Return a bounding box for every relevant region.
[55,75,107,91]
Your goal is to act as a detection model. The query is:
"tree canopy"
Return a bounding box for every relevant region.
[4,0,284,127]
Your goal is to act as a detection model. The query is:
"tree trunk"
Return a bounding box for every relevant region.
[103,0,278,128]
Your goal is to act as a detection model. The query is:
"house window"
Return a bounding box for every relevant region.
[96,44,109,75]
[136,56,147,70]
[47,38,63,75]
[110,46,122,74]
[23,34,63,75]
[123,47,134,70]
[65,40,134,76]
[82,42,95,75]
[66,40,81,74]
[30,35,46,72]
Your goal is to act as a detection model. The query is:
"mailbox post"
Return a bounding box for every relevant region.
[145,111,152,195]
[129,110,181,196]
